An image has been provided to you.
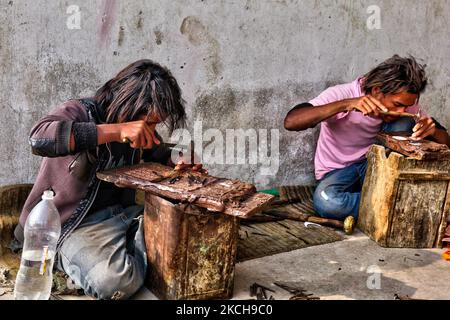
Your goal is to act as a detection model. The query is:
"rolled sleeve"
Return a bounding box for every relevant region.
[56,120,74,155]
[72,122,98,153]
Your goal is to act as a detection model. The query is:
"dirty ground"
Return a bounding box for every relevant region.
[1,182,450,300]
[1,230,448,300]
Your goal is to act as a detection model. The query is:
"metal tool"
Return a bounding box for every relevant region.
[158,141,195,165]
[249,283,275,300]
[379,110,418,119]
[354,109,422,121]
[304,222,321,228]
[122,138,196,166]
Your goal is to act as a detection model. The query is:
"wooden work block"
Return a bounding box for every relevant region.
[358,145,450,248]
[377,132,450,160]
[97,162,274,217]
[97,162,274,299]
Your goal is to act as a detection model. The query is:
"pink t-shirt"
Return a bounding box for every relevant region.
[309,77,423,180]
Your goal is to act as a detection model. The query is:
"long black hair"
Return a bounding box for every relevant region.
[95,59,186,132]
[362,55,428,96]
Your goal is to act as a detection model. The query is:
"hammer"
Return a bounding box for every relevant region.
[305,215,355,235]
[266,210,355,234]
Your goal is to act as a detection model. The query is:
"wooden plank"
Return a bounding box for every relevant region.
[97,162,274,218]
[387,180,447,247]
[223,192,274,217]
[377,132,450,160]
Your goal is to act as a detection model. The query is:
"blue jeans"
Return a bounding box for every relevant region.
[313,117,415,220]
[57,204,147,300]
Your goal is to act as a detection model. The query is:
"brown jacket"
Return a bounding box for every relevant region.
[15,98,171,249]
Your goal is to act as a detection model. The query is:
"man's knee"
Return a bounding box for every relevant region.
[84,261,145,300]
[60,249,146,300]
[313,186,358,220]
[91,276,144,300]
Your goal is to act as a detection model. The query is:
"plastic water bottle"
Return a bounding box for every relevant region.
[14,190,61,300]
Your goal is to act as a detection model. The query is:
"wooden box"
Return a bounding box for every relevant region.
[144,194,239,300]
[97,162,274,299]
[358,144,450,248]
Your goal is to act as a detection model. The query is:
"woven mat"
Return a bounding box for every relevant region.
[237,185,344,262]
[279,185,315,203]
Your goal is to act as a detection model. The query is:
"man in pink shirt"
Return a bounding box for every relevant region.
[284,55,450,220]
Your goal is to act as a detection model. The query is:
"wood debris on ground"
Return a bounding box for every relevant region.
[249,282,275,300]
[0,266,14,297]
[394,294,425,300]
[274,282,320,300]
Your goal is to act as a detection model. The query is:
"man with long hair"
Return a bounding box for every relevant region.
[15,59,202,299]
[284,55,450,221]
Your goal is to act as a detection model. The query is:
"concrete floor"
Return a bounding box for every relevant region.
[232,231,450,300]
[2,230,449,300]
[134,230,450,300]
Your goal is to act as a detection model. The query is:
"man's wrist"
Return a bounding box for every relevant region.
[97,123,122,144]
[339,99,352,112]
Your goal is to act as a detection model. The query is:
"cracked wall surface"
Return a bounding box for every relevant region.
[0,0,449,188]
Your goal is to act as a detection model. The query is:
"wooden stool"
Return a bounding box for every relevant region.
[358,142,450,248]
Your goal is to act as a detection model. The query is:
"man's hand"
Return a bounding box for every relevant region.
[346,96,388,117]
[174,161,205,173]
[410,117,436,140]
[118,120,160,149]
[170,151,207,174]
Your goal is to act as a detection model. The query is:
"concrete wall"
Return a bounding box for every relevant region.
[0,0,449,189]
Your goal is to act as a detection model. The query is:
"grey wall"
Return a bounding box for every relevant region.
[1,0,449,189]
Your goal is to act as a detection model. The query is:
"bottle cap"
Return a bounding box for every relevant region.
[42,190,54,200]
